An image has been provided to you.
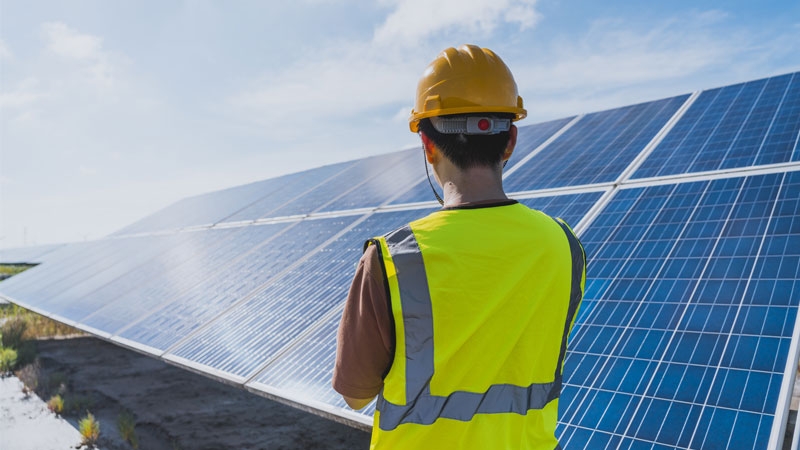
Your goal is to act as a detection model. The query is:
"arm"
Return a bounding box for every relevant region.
[332,244,393,410]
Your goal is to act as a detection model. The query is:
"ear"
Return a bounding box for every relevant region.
[502,125,518,162]
[420,132,438,164]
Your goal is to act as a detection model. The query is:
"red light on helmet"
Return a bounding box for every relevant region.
[430,116,511,135]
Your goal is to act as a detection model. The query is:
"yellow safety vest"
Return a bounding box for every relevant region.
[367,202,585,450]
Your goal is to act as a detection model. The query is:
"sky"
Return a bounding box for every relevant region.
[1,0,798,249]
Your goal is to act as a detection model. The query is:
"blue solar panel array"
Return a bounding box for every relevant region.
[1,71,799,447]
[504,95,690,192]
[634,73,800,179]
[562,172,799,449]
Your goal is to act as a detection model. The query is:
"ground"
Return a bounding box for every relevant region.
[2,336,369,450]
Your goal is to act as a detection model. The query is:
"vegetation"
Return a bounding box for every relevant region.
[0,264,32,278]
[47,394,64,415]
[117,410,139,449]
[79,412,101,447]
[45,371,68,397]
[16,359,39,395]
[0,316,27,349]
[65,394,94,416]
[0,303,82,340]
[0,347,17,374]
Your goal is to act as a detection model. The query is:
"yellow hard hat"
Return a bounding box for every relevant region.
[409,44,527,133]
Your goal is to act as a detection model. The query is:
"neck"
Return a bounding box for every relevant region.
[438,164,508,207]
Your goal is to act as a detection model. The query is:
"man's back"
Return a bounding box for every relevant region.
[370,201,584,449]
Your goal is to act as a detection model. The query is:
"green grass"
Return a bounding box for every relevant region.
[0,303,82,341]
[0,347,17,373]
[117,410,139,449]
[0,264,32,277]
[79,412,100,447]
[47,394,64,415]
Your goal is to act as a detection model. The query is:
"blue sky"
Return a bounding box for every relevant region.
[1,0,798,249]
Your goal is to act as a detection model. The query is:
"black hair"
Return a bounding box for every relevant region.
[417,113,514,170]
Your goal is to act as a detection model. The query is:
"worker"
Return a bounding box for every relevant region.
[332,44,586,449]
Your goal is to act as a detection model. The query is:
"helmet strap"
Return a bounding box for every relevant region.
[423,146,444,206]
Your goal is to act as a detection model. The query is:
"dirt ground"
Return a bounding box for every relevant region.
[21,336,370,450]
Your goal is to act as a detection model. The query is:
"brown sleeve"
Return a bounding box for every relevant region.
[332,243,393,399]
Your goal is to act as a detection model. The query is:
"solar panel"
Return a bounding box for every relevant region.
[115,217,358,353]
[165,209,431,381]
[503,95,690,192]
[0,239,135,305]
[248,304,377,420]
[220,154,417,224]
[634,73,800,179]
[517,191,606,228]
[262,152,418,219]
[1,72,798,447]
[0,243,65,264]
[317,149,422,213]
[559,171,800,449]
[113,160,356,236]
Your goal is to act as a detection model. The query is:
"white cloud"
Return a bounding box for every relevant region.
[0,78,44,109]
[227,0,541,138]
[227,41,427,140]
[392,106,412,122]
[374,0,539,46]
[0,39,12,60]
[39,22,119,88]
[41,22,103,60]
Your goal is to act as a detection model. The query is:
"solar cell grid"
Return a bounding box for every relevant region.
[318,149,421,212]
[227,156,400,222]
[72,226,286,336]
[250,307,376,416]
[26,234,180,315]
[116,217,357,352]
[517,192,604,228]
[559,171,799,449]
[0,237,157,306]
[503,95,689,193]
[168,209,433,381]
[117,160,357,235]
[634,72,800,179]
[0,240,108,297]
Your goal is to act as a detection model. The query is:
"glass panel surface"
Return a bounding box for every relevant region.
[559,172,800,449]
[169,209,435,380]
[634,72,800,179]
[504,95,689,192]
[116,217,358,351]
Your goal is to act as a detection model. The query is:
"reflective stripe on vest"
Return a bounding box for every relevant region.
[376,219,585,431]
